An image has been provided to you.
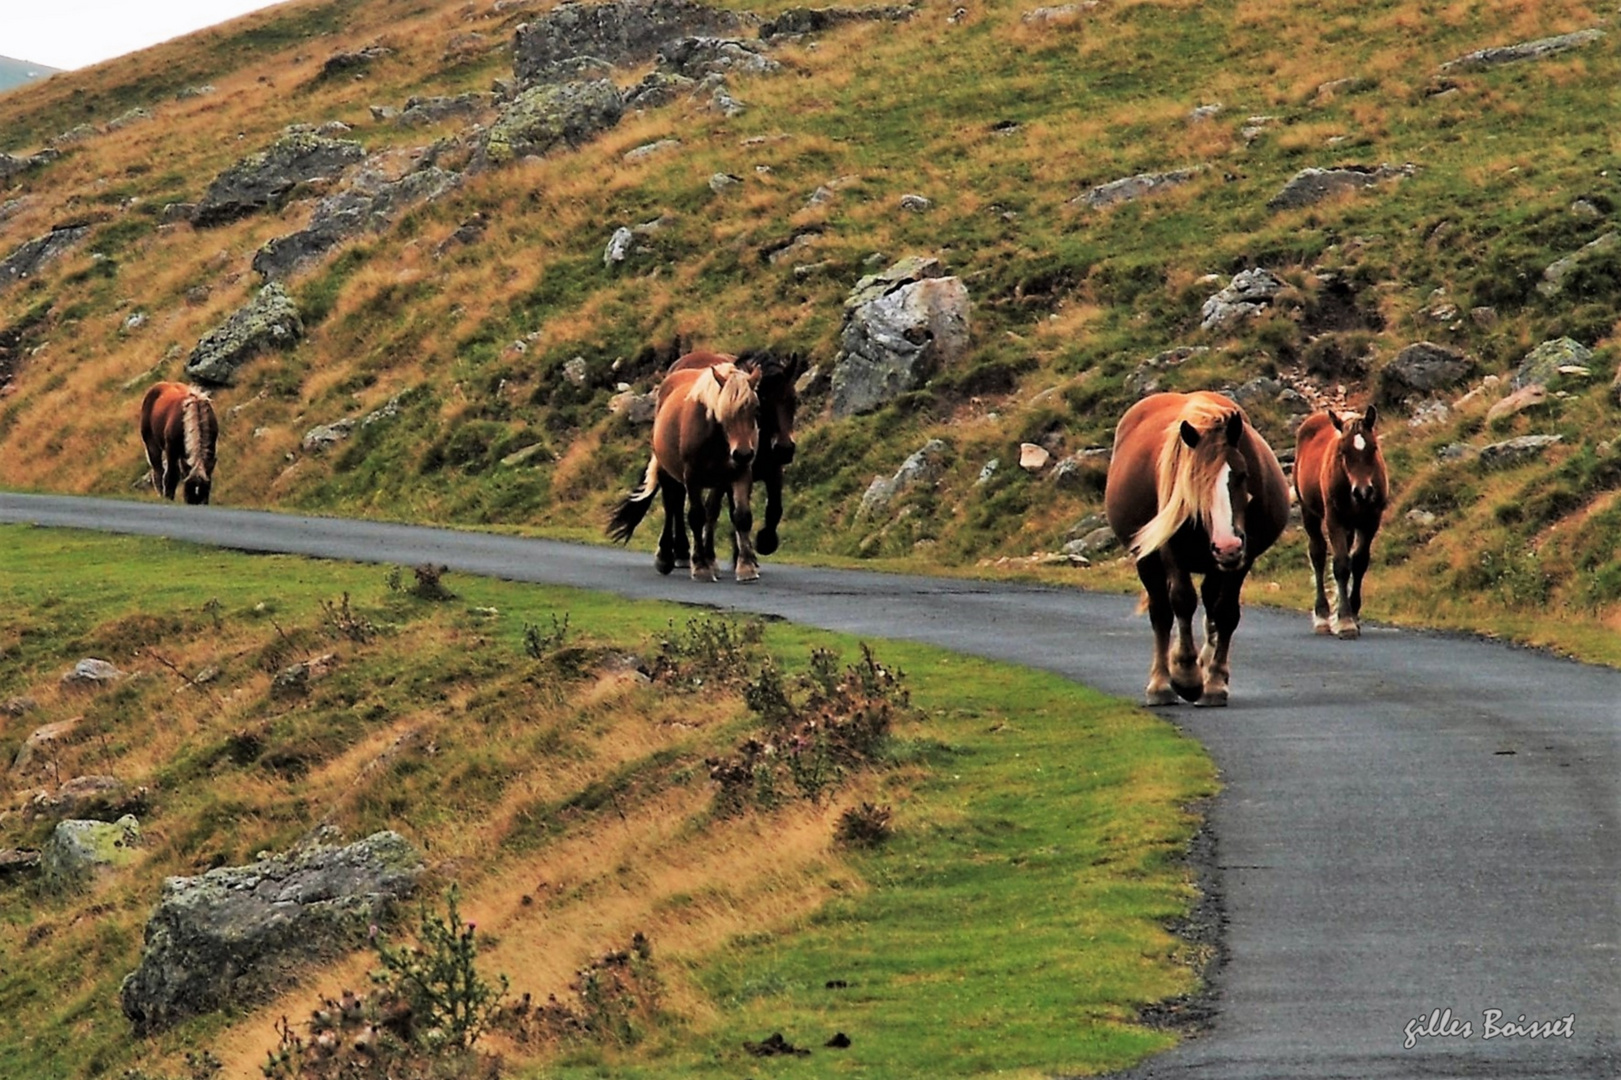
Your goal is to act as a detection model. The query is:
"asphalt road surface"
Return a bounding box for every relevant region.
[2,492,1616,1078]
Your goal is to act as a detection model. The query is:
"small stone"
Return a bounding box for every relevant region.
[899,193,932,212]
[709,172,742,192]
[62,658,123,688]
[1019,443,1051,471]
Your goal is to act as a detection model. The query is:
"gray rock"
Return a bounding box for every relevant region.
[317,45,393,81]
[1536,233,1618,297]
[1267,164,1413,211]
[0,848,41,879]
[624,71,697,109]
[0,225,91,296]
[1066,512,1108,539]
[1,695,36,717]
[1230,376,1283,406]
[119,831,423,1034]
[1200,268,1286,331]
[185,284,303,387]
[709,171,742,192]
[192,132,367,228]
[26,775,145,823]
[1051,451,1109,492]
[831,257,971,417]
[1439,28,1604,72]
[0,197,31,224]
[398,92,495,126]
[1189,103,1223,122]
[43,815,141,891]
[1124,345,1206,398]
[975,458,999,485]
[1511,337,1593,391]
[604,225,636,265]
[564,356,591,386]
[1479,435,1562,469]
[481,80,625,165]
[271,653,339,697]
[858,439,950,518]
[254,164,462,280]
[609,389,657,423]
[302,418,357,452]
[368,104,400,122]
[1020,3,1093,25]
[899,193,932,212]
[1067,526,1120,557]
[709,84,746,116]
[1075,168,1200,210]
[1406,508,1439,528]
[1380,341,1472,401]
[1437,442,1477,462]
[657,36,781,78]
[175,85,217,100]
[514,0,743,85]
[10,718,81,776]
[760,5,916,38]
[624,137,682,161]
[49,125,97,147]
[0,149,60,183]
[62,657,124,687]
[105,108,152,132]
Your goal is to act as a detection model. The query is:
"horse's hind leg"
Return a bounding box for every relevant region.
[1197,573,1244,707]
[1304,513,1332,634]
[1135,553,1181,706]
[687,487,718,582]
[655,477,686,575]
[755,466,783,556]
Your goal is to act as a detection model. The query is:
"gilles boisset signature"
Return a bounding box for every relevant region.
[1404,1008,1575,1049]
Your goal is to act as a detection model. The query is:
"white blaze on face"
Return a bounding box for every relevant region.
[1353,433,1367,452]
[1208,463,1242,557]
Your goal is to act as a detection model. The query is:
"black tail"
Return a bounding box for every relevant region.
[607,457,661,543]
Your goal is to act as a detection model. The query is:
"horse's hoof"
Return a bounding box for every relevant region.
[1312,616,1333,635]
[1335,622,1361,640]
[1172,679,1204,704]
[1145,687,1181,707]
[735,565,760,584]
[756,529,779,556]
[655,555,675,576]
[673,556,691,570]
[690,564,717,583]
[1194,689,1229,708]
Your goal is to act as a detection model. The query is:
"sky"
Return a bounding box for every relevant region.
[2,1,288,70]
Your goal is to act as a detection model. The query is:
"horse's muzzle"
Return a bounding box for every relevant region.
[1211,531,1246,570]
[731,447,756,468]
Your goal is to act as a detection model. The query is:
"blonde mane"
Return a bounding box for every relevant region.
[684,362,757,425]
[1131,397,1239,559]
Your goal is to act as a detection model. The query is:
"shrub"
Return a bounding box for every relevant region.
[370,886,507,1052]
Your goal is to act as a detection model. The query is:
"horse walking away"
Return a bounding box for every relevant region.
[607,361,764,582]
[1104,391,1290,707]
[1294,405,1388,639]
[140,382,218,505]
[659,348,804,570]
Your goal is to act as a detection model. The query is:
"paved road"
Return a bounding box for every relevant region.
[2,492,1616,1078]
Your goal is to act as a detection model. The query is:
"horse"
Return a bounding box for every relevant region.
[606,361,763,582]
[1293,405,1388,639]
[139,381,218,505]
[659,349,803,568]
[1104,391,1290,707]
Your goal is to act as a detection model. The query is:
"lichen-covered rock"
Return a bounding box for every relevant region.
[481,80,625,166]
[397,92,495,126]
[623,71,697,109]
[25,775,147,823]
[760,5,916,37]
[254,165,461,280]
[43,815,141,891]
[1478,435,1562,469]
[302,419,357,452]
[1267,164,1413,211]
[1439,28,1604,72]
[513,0,743,85]
[656,36,781,78]
[119,831,423,1034]
[1379,341,1472,402]
[1536,232,1618,297]
[0,225,91,296]
[1075,168,1200,210]
[1511,337,1593,391]
[1200,268,1285,331]
[0,149,59,183]
[831,257,971,417]
[191,132,367,228]
[185,284,304,386]
[858,439,949,518]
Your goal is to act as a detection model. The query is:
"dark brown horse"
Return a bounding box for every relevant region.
[140,381,218,505]
[607,362,763,582]
[1294,406,1388,639]
[661,348,803,568]
[1105,391,1290,707]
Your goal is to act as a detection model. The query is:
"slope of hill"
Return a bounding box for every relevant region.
[0,56,59,95]
[0,0,1616,651]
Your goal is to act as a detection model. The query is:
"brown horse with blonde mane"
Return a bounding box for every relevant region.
[1294,406,1388,639]
[140,381,218,505]
[1105,391,1290,707]
[607,361,764,582]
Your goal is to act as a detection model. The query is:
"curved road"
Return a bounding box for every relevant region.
[2,492,1616,1078]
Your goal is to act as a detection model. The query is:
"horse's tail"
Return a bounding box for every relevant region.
[607,456,661,543]
[181,388,216,481]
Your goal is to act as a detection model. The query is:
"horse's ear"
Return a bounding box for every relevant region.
[1224,410,1244,445]
[1362,404,1378,432]
[1179,420,1201,448]
[709,366,728,388]
[1327,409,1345,432]
[748,365,763,387]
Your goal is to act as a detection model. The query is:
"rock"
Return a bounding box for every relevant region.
[657,36,780,78]
[105,108,152,132]
[271,653,339,697]
[0,149,59,183]
[1125,345,1206,398]
[1230,376,1283,406]
[1380,341,1472,402]
[609,389,657,423]
[43,815,141,891]
[119,831,424,1034]
[302,418,357,452]
[481,80,625,166]
[63,657,124,688]
[1074,168,1200,210]
[514,0,744,85]
[1485,385,1547,423]
[317,45,393,81]
[1439,28,1604,72]
[1437,442,1477,462]
[563,356,590,385]
[254,164,462,280]
[398,92,495,126]
[11,718,82,776]
[604,225,636,265]
[368,104,400,122]
[831,257,971,417]
[1267,164,1413,211]
[858,439,950,518]
[1019,443,1051,471]
[175,84,217,100]
[192,132,367,228]
[1020,3,1095,25]
[1189,103,1222,122]
[899,193,932,212]
[1051,451,1108,492]
[501,443,549,467]
[1537,232,1618,297]
[1511,337,1593,391]
[0,197,30,224]
[0,848,41,879]
[1200,268,1285,331]
[623,71,698,109]
[444,31,492,60]
[0,225,92,296]
[185,284,304,386]
[624,137,682,161]
[1406,508,1439,528]
[26,775,146,822]
[760,5,916,38]
[1478,435,1562,469]
[1,695,36,717]
[709,171,743,192]
[975,458,999,485]
[1066,526,1119,557]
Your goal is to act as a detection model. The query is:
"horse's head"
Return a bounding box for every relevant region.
[739,350,804,467]
[709,363,762,470]
[1329,405,1385,508]
[1177,409,1252,570]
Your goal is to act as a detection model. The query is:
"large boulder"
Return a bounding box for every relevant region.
[43,815,142,892]
[1439,28,1604,72]
[1478,434,1562,469]
[1200,267,1285,331]
[857,439,949,518]
[0,149,59,183]
[656,36,781,78]
[1510,337,1593,391]
[480,80,625,166]
[760,5,916,38]
[1267,164,1412,211]
[185,283,304,386]
[1536,232,1618,297]
[1074,168,1200,210]
[831,257,971,418]
[513,0,743,85]
[191,131,367,228]
[120,831,424,1034]
[0,224,91,295]
[1379,341,1472,402]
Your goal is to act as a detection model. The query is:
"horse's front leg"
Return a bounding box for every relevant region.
[729,472,759,583]
[687,486,717,582]
[1327,520,1358,639]
[143,440,165,497]
[755,464,784,557]
[1303,512,1332,634]
[1197,571,1246,707]
[656,475,687,575]
[1136,553,1179,706]
[1346,522,1377,626]
[1166,562,1202,702]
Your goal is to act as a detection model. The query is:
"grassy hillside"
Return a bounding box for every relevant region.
[0,527,1213,1077]
[1,0,1618,655]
